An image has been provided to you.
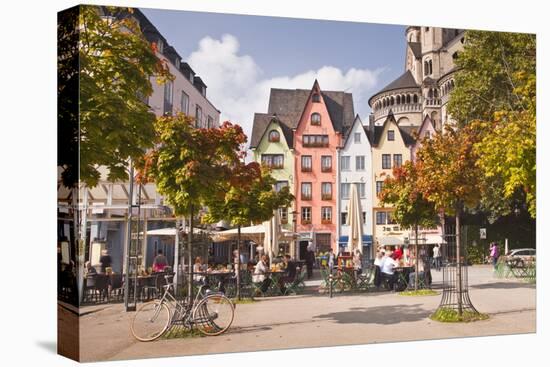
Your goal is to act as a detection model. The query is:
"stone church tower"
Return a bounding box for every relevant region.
[369,26,465,131]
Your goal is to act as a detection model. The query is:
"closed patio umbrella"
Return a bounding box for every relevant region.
[347,183,363,254]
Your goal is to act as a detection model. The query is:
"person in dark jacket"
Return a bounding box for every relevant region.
[99,249,112,273]
[305,246,315,279]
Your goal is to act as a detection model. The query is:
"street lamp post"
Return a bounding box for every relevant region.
[292,210,298,259]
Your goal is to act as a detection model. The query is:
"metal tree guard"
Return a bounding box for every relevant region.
[436,225,481,318]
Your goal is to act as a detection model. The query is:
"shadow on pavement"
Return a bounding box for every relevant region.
[470,282,535,290]
[313,304,429,325]
[36,340,57,354]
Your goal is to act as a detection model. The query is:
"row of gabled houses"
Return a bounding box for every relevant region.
[250,80,438,261]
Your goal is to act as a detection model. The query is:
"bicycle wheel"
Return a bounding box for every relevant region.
[131,301,171,342]
[192,294,235,336]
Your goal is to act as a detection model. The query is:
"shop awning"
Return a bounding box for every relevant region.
[408,234,446,244]
[339,235,373,245]
[378,236,405,246]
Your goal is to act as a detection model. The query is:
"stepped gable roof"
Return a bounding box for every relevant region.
[249,113,294,149]
[408,42,422,59]
[369,70,420,105]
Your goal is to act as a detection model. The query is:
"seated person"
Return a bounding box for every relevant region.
[84,261,97,277]
[278,255,297,293]
[193,256,205,283]
[152,249,168,273]
[253,255,271,293]
[373,251,385,288]
[391,245,403,261]
[380,253,398,290]
[408,257,426,287]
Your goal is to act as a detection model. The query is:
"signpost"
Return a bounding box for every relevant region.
[480,228,487,240]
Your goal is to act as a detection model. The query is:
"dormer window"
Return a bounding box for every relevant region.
[388,130,395,141]
[157,38,164,53]
[268,130,280,142]
[312,93,321,103]
[311,113,321,126]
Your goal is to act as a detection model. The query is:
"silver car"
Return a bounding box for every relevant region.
[505,248,536,266]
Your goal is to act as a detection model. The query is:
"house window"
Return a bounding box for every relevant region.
[354,133,361,143]
[301,182,312,200]
[268,130,280,142]
[301,155,312,172]
[312,93,321,103]
[316,233,331,252]
[425,131,431,139]
[358,183,366,198]
[311,113,321,125]
[180,91,189,114]
[376,211,387,225]
[356,156,365,170]
[279,208,288,224]
[341,183,350,199]
[207,115,214,128]
[163,80,173,115]
[303,135,329,147]
[425,27,430,31]
[388,130,395,141]
[195,105,202,128]
[321,207,332,224]
[382,154,391,169]
[261,154,284,169]
[341,156,351,171]
[376,181,384,195]
[393,154,403,168]
[321,156,332,172]
[341,212,348,225]
[321,183,332,200]
[274,181,288,192]
[387,212,397,224]
[157,38,164,53]
[301,207,312,224]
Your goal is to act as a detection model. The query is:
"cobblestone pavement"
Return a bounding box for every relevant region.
[73,265,535,362]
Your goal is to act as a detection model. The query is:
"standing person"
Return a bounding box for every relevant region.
[305,245,315,279]
[392,245,403,261]
[380,252,398,291]
[99,249,112,274]
[490,242,500,270]
[373,251,384,289]
[328,248,337,273]
[152,249,168,273]
[193,256,205,282]
[433,244,442,271]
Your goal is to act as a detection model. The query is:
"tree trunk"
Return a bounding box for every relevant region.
[415,224,419,292]
[188,205,194,302]
[236,225,241,300]
[455,205,463,316]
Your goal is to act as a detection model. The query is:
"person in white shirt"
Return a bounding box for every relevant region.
[408,256,425,287]
[253,255,271,292]
[380,254,397,290]
[373,251,384,288]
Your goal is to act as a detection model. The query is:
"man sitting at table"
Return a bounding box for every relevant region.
[152,249,168,273]
[380,252,398,291]
[279,255,297,293]
[253,255,271,293]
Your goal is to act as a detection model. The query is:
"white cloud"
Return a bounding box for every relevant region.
[188,34,382,144]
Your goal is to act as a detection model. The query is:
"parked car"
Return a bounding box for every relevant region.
[505,248,536,266]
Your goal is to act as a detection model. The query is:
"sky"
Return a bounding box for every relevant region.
[141,7,406,141]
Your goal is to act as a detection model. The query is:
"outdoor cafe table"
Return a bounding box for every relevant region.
[264,270,285,296]
[393,266,414,291]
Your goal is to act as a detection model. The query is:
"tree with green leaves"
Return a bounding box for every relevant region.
[203,163,294,299]
[379,161,439,291]
[58,5,171,188]
[137,113,248,299]
[416,124,483,314]
[447,30,536,218]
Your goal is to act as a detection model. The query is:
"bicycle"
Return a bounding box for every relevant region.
[131,274,235,342]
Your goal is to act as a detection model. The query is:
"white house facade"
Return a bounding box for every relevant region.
[337,115,374,260]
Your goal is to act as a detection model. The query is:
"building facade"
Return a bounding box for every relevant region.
[369,113,415,247]
[337,115,374,259]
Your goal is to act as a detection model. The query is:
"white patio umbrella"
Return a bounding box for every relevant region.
[347,183,363,254]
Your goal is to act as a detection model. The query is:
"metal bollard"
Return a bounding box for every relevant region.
[329,270,333,298]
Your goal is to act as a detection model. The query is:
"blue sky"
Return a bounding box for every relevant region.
[141,7,406,137]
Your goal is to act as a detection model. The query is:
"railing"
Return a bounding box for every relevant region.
[373,103,422,120]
